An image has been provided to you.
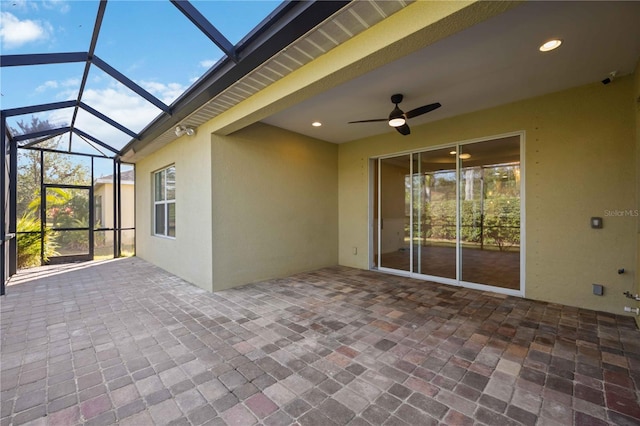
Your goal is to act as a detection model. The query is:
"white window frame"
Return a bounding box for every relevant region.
[153,165,175,238]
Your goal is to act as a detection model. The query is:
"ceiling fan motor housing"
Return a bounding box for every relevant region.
[391,94,404,104]
[389,106,405,121]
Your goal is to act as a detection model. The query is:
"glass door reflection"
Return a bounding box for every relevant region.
[378,155,411,272]
[412,149,457,279]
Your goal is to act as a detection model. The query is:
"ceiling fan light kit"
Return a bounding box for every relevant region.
[348,93,441,136]
[388,114,405,127]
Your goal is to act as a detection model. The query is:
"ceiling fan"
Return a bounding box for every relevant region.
[348,94,441,135]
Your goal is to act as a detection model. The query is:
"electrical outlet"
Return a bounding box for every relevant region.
[352,247,357,255]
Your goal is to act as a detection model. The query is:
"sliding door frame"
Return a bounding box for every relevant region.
[370,131,526,297]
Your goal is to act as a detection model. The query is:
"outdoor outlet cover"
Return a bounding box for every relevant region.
[592,284,604,296]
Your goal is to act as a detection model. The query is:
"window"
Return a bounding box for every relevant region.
[154,165,176,237]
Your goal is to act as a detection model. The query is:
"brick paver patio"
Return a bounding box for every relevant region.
[1,257,639,425]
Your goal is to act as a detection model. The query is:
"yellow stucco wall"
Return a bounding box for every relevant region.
[120,184,135,230]
[94,183,135,229]
[94,182,134,247]
[135,132,213,291]
[339,76,637,315]
[210,123,338,291]
[94,184,113,229]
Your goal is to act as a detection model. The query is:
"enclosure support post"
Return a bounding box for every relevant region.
[39,151,44,265]
[88,161,94,260]
[116,160,122,258]
[112,159,118,259]
[9,135,17,276]
[1,115,6,295]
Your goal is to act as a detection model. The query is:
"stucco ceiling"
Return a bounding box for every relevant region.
[261,1,640,144]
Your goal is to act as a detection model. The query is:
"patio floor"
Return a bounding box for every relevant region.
[1,258,639,426]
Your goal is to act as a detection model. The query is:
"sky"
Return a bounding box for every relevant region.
[0,0,283,156]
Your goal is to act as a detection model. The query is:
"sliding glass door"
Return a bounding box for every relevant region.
[373,135,522,294]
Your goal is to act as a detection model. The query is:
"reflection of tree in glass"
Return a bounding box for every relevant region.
[482,164,520,251]
[410,163,520,251]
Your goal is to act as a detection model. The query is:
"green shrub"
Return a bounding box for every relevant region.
[17,215,58,268]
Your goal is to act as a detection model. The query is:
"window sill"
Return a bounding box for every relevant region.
[152,234,176,240]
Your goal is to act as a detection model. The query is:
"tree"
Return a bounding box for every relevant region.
[11,117,91,219]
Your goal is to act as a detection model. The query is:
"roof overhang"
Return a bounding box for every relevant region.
[122,1,521,162]
[121,0,351,161]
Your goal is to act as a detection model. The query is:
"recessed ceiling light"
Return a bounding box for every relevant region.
[459,153,471,160]
[449,150,457,155]
[539,39,562,52]
[312,121,322,127]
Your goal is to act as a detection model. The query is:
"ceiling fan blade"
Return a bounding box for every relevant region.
[348,118,388,124]
[405,102,441,119]
[395,124,410,136]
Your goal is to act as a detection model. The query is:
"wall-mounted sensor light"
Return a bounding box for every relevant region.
[601,71,617,85]
[175,125,196,137]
